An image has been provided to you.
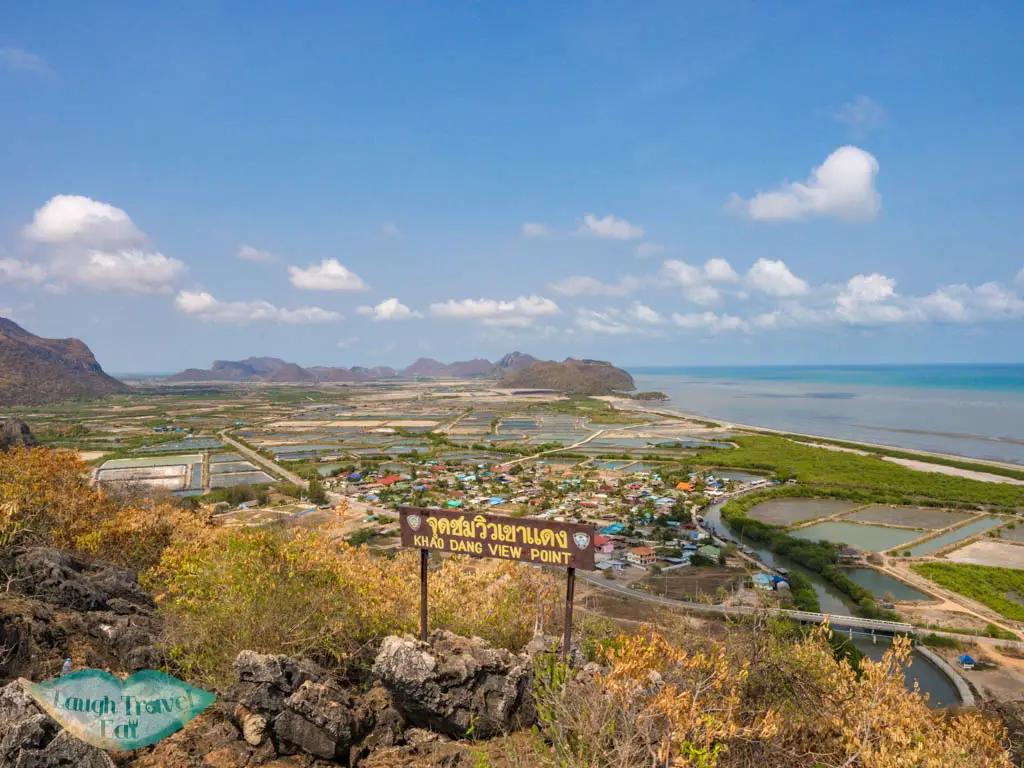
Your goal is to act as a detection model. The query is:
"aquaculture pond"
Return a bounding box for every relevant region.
[841,569,930,601]
[747,499,859,527]
[791,521,924,552]
[905,517,1005,556]
[713,470,771,484]
[591,460,633,470]
[843,505,973,530]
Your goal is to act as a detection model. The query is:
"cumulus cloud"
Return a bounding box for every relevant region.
[0,47,47,73]
[429,295,560,327]
[236,244,274,262]
[579,213,643,240]
[660,258,740,305]
[549,275,640,296]
[18,195,185,293]
[672,311,749,334]
[575,309,634,335]
[747,259,809,297]
[833,96,886,133]
[729,146,881,221]
[288,259,368,291]
[634,243,665,259]
[628,302,664,324]
[356,298,419,321]
[0,258,47,285]
[520,222,551,238]
[175,291,341,325]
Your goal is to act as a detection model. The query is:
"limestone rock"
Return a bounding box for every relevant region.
[235,704,268,746]
[273,679,368,761]
[373,630,536,739]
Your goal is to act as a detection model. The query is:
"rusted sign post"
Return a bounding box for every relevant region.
[399,506,596,659]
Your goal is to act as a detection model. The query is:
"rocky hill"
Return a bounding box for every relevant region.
[0,317,128,405]
[166,351,542,383]
[500,358,635,395]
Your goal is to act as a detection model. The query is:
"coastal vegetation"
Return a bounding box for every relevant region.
[913,562,1024,622]
[700,435,1024,509]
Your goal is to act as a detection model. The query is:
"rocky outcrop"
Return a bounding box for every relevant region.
[372,630,537,739]
[0,548,161,682]
[0,420,35,452]
[0,680,115,767]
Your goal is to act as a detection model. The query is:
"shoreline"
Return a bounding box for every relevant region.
[606,397,1024,472]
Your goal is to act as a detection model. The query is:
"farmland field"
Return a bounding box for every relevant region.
[843,505,974,530]
[912,562,1024,621]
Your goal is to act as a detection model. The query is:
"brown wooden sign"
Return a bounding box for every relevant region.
[398,506,596,570]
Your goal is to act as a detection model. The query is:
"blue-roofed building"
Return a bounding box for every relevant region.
[601,523,625,535]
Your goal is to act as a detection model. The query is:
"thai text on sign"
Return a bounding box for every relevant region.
[399,506,596,570]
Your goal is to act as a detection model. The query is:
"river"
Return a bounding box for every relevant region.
[702,499,960,707]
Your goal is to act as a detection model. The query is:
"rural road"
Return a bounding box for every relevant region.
[218,428,310,489]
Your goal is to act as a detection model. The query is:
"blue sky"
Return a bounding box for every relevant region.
[1,1,1022,372]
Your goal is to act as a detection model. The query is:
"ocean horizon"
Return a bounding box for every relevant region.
[629,363,1024,465]
[628,363,1024,394]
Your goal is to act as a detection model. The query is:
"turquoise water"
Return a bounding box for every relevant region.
[792,521,924,551]
[842,568,929,601]
[631,365,1024,464]
[630,364,1024,393]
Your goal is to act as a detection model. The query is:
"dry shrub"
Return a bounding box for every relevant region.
[0,446,207,572]
[150,526,561,686]
[531,620,1012,768]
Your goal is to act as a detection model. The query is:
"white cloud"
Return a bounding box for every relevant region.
[579,213,644,240]
[660,258,740,305]
[703,257,739,283]
[381,222,402,238]
[549,275,640,296]
[72,249,186,294]
[833,273,903,325]
[0,258,46,285]
[18,195,184,293]
[520,222,551,238]
[288,259,368,292]
[672,311,749,334]
[628,302,663,324]
[429,295,560,327]
[23,195,144,246]
[336,336,359,348]
[174,291,341,325]
[0,47,47,73]
[730,146,881,221]
[634,243,665,259]
[833,96,885,132]
[575,309,634,335]
[236,244,274,262]
[747,259,810,297]
[356,298,419,321]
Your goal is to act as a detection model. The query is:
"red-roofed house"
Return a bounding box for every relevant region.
[626,547,656,566]
[376,475,402,486]
[594,535,615,554]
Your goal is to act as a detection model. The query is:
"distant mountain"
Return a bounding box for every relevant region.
[0,317,129,405]
[496,351,537,371]
[401,357,498,378]
[500,358,635,395]
[163,352,624,389]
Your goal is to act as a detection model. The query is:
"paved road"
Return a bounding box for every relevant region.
[579,570,1024,648]
[218,429,309,489]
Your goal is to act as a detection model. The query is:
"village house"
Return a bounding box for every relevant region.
[626,547,657,567]
[594,535,615,554]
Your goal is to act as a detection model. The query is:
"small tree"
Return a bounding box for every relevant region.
[306,474,328,505]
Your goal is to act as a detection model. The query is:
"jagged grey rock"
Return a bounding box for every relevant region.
[372,630,537,739]
[7,548,154,615]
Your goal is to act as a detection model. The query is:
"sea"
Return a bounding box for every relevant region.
[629,364,1024,465]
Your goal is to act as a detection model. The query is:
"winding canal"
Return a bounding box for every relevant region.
[703,498,960,707]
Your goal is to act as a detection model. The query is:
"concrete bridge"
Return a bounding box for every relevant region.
[781,609,914,634]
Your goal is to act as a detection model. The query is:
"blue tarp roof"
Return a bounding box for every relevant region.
[601,523,625,534]
[959,654,976,664]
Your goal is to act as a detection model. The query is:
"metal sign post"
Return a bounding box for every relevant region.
[399,506,596,661]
